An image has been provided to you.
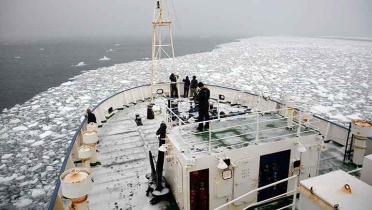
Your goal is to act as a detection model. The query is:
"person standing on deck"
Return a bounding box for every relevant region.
[195,82,210,131]
[169,73,178,98]
[86,108,97,124]
[182,76,191,98]
[190,76,198,98]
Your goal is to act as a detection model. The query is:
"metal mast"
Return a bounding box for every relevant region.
[150,0,175,100]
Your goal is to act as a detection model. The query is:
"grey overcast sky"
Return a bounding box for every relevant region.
[0,0,371,42]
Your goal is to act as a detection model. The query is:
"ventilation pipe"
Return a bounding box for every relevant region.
[78,145,95,170]
[60,168,93,210]
[86,123,98,132]
[82,131,99,164]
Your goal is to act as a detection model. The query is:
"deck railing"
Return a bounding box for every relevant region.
[214,175,298,210]
[213,167,365,210]
[170,106,323,154]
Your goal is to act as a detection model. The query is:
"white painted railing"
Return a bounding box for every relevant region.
[174,106,322,154]
[214,175,298,210]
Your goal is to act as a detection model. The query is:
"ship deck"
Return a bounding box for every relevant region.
[89,102,168,210]
[83,98,357,209]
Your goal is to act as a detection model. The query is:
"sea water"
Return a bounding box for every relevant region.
[0,37,232,111]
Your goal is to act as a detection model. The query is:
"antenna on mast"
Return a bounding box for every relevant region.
[150,0,176,101]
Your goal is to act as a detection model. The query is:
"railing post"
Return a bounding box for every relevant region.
[209,121,212,152]
[324,121,330,141]
[256,112,260,141]
[297,111,302,137]
[292,176,298,210]
[217,99,220,120]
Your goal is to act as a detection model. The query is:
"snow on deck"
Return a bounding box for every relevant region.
[88,102,168,210]
[0,37,371,208]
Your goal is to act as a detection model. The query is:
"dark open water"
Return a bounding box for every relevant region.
[0,37,235,111]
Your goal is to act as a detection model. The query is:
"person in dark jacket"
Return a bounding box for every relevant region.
[87,108,97,124]
[190,76,198,98]
[194,82,210,131]
[182,76,191,98]
[169,73,178,98]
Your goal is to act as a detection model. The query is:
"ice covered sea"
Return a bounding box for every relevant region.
[0,37,371,209]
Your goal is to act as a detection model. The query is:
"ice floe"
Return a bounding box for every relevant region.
[75,61,86,67]
[1,154,13,160]
[39,131,52,139]
[31,189,45,199]
[14,198,32,208]
[12,125,28,132]
[31,140,44,147]
[0,174,18,185]
[99,56,111,61]
[0,36,371,209]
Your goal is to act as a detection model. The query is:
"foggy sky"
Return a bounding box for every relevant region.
[0,0,371,42]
